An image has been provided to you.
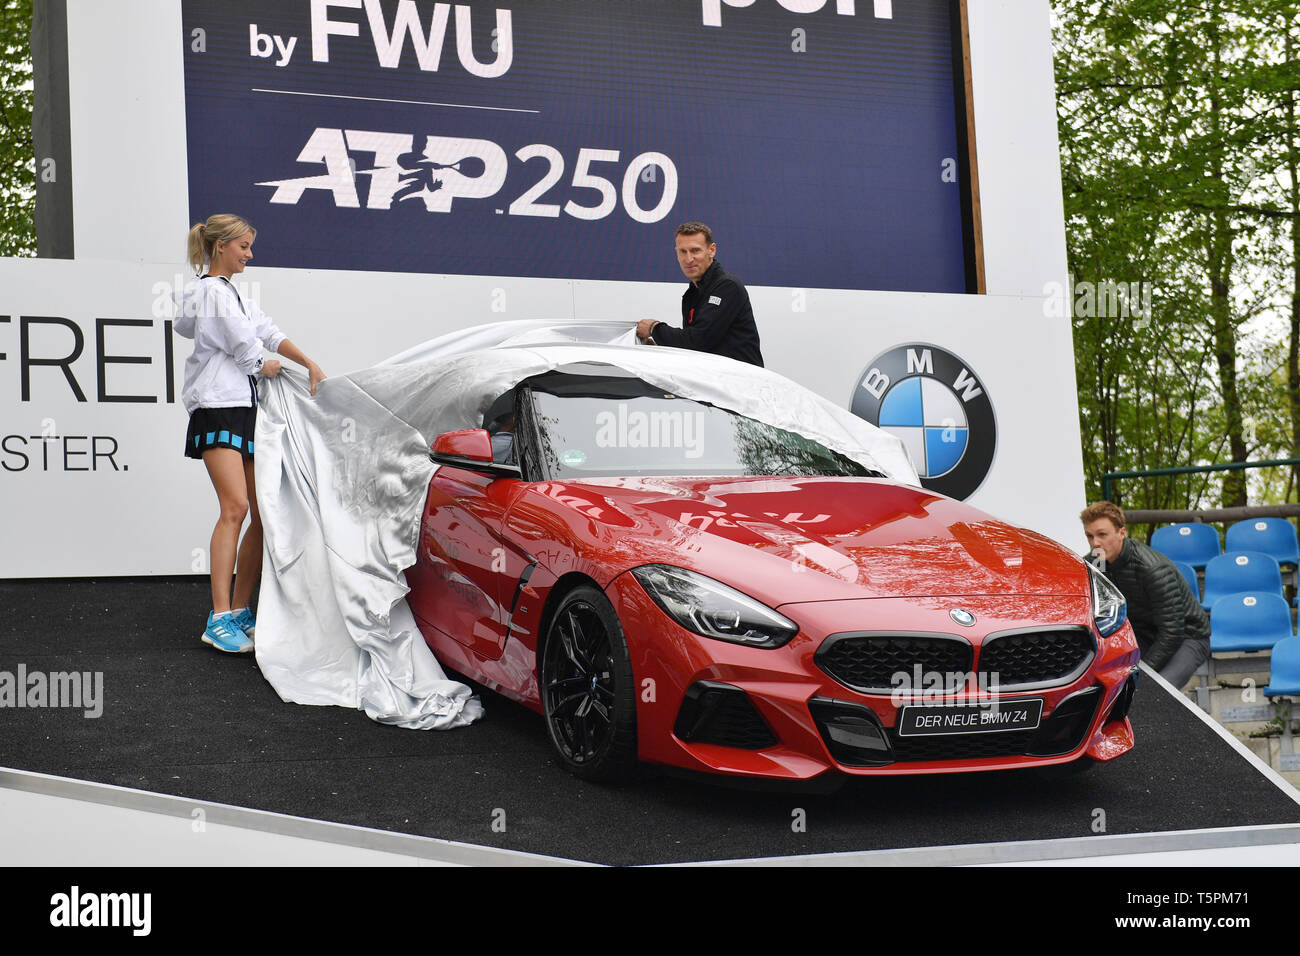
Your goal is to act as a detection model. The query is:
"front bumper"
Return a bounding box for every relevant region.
[606,574,1141,781]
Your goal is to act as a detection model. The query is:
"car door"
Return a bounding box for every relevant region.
[408,462,533,662]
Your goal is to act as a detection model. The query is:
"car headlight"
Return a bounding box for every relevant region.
[630,564,799,648]
[1086,561,1127,638]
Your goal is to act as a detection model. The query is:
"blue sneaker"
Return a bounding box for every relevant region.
[202,612,253,654]
[231,607,256,639]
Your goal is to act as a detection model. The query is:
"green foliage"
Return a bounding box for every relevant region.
[0,0,35,257]
[1248,698,1298,737]
[1055,0,1300,512]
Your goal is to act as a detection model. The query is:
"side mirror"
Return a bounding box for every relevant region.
[432,428,493,463]
[430,428,522,479]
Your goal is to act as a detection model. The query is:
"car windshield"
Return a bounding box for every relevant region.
[522,373,877,479]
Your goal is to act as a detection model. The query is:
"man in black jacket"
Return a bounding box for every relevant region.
[1081,501,1210,689]
[635,221,764,366]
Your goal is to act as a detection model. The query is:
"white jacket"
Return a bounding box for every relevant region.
[174,276,286,413]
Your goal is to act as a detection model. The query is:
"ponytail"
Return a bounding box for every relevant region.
[186,222,207,275]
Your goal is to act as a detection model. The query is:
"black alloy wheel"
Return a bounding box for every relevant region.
[541,585,637,781]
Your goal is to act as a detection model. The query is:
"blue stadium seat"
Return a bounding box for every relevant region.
[1209,592,1294,653]
[1225,517,1300,569]
[1151,522,1221,570]
[1171,559,1200,601]
[1264,636,1300,697]
[1200,551,1284,610]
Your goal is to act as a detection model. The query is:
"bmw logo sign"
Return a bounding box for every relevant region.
[950,608,976,627]
[851,344,997,500]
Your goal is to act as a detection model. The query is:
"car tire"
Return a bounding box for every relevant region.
[541,585,638,782]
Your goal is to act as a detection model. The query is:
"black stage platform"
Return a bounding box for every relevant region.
[2,576,1297,866]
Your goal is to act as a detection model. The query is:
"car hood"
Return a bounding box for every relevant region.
[514,476,1090,604]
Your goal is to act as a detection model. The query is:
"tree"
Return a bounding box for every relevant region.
[0,0,34,257]
[1054,0,1300,515]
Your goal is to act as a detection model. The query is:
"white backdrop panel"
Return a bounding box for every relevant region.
[1,256,1085,577]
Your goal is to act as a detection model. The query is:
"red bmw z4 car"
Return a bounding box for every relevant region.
[406,365,1140,782]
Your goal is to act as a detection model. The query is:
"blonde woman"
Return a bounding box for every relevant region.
[176,214,325,653]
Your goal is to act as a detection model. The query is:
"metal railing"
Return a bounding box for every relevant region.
[1100,457,1300,506]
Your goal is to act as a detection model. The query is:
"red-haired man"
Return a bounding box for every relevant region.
[1081,501,1210,689]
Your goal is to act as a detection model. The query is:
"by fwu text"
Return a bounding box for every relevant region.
[0,665,103,718]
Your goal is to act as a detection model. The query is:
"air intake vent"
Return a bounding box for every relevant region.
[673,682,777,750]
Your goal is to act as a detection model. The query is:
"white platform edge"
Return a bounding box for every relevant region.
[1140,660,1300,805]
[6,670,1299,866]
[0,767,591,867]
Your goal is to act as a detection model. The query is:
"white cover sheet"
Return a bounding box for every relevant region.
[253,322,918,729]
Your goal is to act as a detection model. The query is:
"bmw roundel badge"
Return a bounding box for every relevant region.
[851,344,997,500]
[950,608,976,627]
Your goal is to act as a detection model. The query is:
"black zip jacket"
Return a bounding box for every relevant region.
[1096,537,1210,671]
[652,260,764,367]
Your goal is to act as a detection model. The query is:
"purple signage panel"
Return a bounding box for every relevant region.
[182,0,974,291]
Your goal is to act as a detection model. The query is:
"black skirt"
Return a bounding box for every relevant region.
[184,405,257,460]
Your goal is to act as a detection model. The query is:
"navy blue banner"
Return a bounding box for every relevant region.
[182,0,972,292]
